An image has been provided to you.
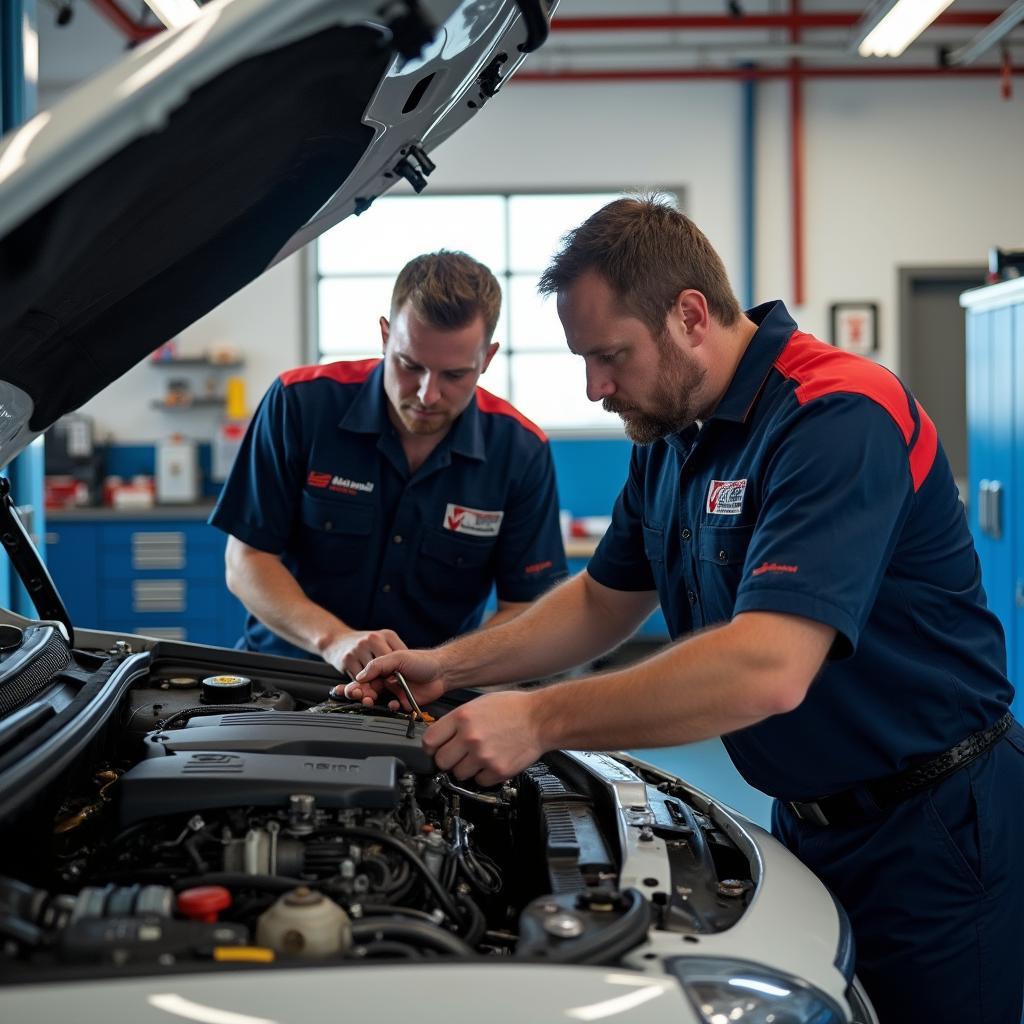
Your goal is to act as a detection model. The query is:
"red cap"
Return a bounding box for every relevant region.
[177,886,232,923]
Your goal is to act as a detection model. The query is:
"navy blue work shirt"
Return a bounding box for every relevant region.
[589,301,1013,800]
[210,359,567,657]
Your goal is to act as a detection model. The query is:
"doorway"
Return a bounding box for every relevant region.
[898,266,987,497]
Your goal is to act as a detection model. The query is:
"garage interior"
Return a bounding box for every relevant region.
[2,0,1023,836]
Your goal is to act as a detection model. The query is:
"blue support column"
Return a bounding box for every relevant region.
[2,0,43,617]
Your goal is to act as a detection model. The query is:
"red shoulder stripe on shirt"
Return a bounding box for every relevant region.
[279,358,381,388]
[475,387,547,442]
[773,331,937,492]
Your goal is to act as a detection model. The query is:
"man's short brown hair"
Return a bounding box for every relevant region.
[538,196,741,334]
[391,250,502,342]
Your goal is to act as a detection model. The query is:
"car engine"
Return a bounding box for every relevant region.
[0,637,755,976]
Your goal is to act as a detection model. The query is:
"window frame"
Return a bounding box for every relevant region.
[306,186,685,437]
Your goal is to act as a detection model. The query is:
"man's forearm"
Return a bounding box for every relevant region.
[226,548,352,658]
[439,571,657,691]
[479,602,528,632]
[532,613,829,752]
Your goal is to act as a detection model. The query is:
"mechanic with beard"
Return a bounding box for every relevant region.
[209,250,567,678]
[350,199,1024,1022]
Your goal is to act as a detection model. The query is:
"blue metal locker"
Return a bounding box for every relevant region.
[962,279,1024,719]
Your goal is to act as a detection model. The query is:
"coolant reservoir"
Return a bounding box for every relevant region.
[256,887,352,957]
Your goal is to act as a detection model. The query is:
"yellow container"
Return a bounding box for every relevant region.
[225,375,247,420]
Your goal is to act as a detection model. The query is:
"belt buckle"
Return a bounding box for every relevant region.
[790,800,830,827]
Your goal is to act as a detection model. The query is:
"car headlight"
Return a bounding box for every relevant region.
[666,957,847,1024]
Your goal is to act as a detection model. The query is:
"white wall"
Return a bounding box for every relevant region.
[74,69,1024,441]
[757,76,1024,359]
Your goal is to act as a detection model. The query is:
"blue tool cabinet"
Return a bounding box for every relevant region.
[962,277,1024,717]
[44,509,246,647]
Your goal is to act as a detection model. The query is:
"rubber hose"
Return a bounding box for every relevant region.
[350,919,475,957]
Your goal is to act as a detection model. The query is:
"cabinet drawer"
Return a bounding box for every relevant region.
[100,578,220,619]
[99,523,221,577]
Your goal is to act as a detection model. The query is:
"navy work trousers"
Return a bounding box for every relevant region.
[773,721,1024,1024]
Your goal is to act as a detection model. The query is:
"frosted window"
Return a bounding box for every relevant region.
[320,276,509,357]
[508,193,623,273]
[319,277,394,356]
[319,195,506,274]
[510,353,616,431]
[508,274,566,352]
[315,191,680,430]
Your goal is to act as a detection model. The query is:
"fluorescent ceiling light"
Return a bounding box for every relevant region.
[143,0,202,29]
[857,0,955,57]
[948,0,1024,66]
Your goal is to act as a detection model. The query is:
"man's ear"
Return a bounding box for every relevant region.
[481,341,500,373]
[379,316,390,351]
[674,290,711,340]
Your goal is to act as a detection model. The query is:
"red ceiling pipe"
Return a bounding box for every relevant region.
[89,0,162,43]
[550,12,1007,32]
[514,66,1018,81]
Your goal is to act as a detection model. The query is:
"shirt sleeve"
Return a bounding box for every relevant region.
[208,377,306,553]
[586,445,658,592]
[491,439,569,602]
[734,394,915,657]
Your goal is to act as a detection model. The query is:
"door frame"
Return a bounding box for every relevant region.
[897,264,987,381]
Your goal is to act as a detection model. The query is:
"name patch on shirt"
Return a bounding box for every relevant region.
[444,503,504,537]
[307,470,375,495]
[707,479,747,515]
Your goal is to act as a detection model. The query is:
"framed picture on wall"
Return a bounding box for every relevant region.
[830,302,878,355]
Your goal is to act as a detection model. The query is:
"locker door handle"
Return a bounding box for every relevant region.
[988,481,1003,540]
[978,480,1004,539]
[1016,581,1024,608]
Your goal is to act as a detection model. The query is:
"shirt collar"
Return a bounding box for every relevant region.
[338,360,390,434]
[339,361,486,462]
[708,299,797,424]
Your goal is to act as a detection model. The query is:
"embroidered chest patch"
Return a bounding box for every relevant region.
[706,479,747,515]
[443,503,504,537]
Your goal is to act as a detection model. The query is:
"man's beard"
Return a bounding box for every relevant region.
[604,338,707,444]
[400,404,452,436]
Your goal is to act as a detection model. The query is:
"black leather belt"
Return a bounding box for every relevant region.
[787,711,1014,828]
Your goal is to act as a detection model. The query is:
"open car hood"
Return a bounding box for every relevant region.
[0,0,553,468]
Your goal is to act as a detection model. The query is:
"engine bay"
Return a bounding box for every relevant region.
[0,633,757,978]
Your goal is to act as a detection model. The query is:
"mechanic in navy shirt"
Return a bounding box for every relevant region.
[210,251,567,678]
[353,200,1024,1022]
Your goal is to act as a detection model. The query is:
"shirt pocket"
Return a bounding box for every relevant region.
[412,528,497,602]
[642,523,666,564]
[698,524,755,612]
[640,521,669,597]
[298,493,375,563]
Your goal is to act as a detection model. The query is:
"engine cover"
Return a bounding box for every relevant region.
[117,751,401,826]
[142,711,434,773]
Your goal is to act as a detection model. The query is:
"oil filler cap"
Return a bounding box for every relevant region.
[200,674,253,704]
[178,886,232,923]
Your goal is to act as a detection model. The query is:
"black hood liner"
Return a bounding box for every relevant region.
[0,24,392,434]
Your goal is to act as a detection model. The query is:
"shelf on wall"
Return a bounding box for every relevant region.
[150,397,226,410]
[149,358,243,368]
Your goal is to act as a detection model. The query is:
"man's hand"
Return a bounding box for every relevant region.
[322,629,407,680]
[347,649,447,709]
[423,690,545,786]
